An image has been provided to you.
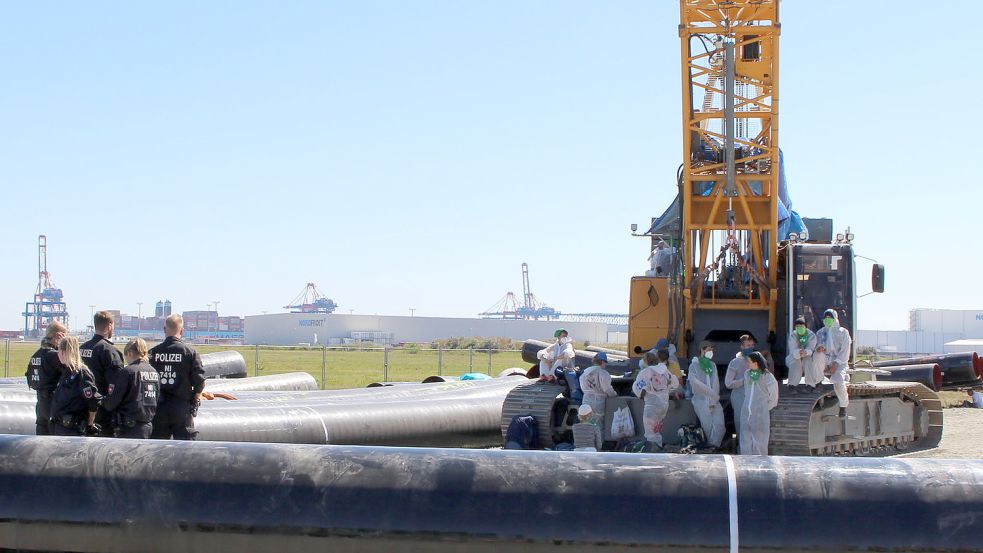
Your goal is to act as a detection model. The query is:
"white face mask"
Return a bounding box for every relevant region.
[703,350,714,360]
[559,337,571,345]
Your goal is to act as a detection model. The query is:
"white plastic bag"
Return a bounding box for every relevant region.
[610,406,635,440]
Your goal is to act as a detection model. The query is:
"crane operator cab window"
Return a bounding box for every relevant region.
[790,245,854,333]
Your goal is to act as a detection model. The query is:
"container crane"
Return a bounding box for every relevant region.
[284,283,338,314]
[23,235,68,337]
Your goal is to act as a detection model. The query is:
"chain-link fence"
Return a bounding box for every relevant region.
[2,340,527,389]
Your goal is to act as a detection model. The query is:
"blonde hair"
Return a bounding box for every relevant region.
[58,335,83,373]
[164,314,184,332]
[42,322,68,347]
[124,338,149,361]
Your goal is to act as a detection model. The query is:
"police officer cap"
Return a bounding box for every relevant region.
[794,316,807,325]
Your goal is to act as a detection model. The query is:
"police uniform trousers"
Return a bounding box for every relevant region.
[116,422,152,439]
[50,420,84,436]
[94,406,115,437]
[35,393,52,436]
[151,395,197,440]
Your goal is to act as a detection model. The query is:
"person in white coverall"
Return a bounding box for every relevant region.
[537,328,574,382]
[688,341,725,448]
[739,351,779,455]
[579,352,617,431]
[725,334,757,440]
[646,241,675,278]
[632,349,679,449]
[786,315,821,393]
[814,308,852,417]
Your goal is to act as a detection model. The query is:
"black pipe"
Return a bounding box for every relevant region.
[366,381,421,387]
[496,367,530,378]
[872,352,979,387]
[0,380,525,446]
[422,375,458,383]
[205,372,318,392]
[875,364,943,391]
[0,436,979,553]
[201,350,248,379]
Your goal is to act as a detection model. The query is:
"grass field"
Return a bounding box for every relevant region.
[0,340,528,389]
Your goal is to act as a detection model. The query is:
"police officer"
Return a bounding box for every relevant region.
[149,314,206,440]
[49,336,101,436]
[25,322,67,435]
[80,311,125,436]
[100,338,160,439]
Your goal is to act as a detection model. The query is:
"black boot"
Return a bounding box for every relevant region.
[838,407,847,419]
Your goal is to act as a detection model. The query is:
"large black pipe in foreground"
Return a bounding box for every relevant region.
[0,436,979,553]
[201,350,248,379]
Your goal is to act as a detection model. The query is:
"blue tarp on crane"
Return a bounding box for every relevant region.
[647,149,808,241]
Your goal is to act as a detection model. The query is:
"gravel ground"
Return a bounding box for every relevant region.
[893,407,983,459]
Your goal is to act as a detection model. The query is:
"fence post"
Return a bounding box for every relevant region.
[384,345,390,382]
[487,348,492,372]
[254,344,260,377]
[321,346,327,390]
[468,346,473,372]
[437,344,442,376]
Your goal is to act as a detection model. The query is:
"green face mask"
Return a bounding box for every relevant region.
[748,369,762,382]
[698,356,714,375]
[794,326,807,336]
[823,317,835,327]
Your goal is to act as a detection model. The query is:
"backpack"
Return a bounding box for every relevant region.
[677,424,707,450]
[505,415,540,450]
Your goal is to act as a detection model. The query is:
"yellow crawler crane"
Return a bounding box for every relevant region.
[503,0,942,455]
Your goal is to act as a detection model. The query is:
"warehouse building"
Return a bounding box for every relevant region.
[858,308,983,355]
[244,313,608,346]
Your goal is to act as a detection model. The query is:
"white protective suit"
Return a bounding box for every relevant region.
[739,369,779,455]
[579,365,617,430]
[688,356,726,447]
[536,339,575,379]
[646,245,675,278]
[815,316,852,408]
[785,329,822,387]
[632,363,679,447]
[724,354,750,437]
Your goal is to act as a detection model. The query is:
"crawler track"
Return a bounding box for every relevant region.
[770,381,943,456]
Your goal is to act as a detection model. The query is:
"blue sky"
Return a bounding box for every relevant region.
[1,1,979,332]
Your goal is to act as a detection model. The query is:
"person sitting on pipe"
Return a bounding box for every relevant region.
[536,329,575,383]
